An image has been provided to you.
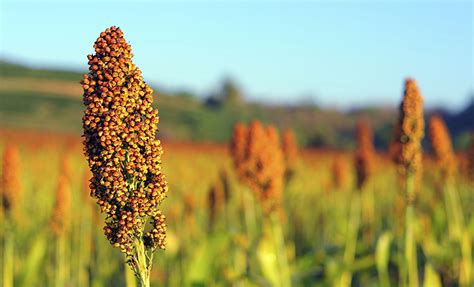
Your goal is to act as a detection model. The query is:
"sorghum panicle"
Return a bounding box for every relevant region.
[1,144,21,216]
[230,123,248,181]
[80,26,168,257]
[428,115,457,179]
[394,78,425,198]
[230,121,285,213]
[355,120,375,189]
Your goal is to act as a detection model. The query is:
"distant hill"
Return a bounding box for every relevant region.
[0,60,472,149]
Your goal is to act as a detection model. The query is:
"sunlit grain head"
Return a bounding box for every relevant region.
[428,115,457,180]
[81,26,168,256]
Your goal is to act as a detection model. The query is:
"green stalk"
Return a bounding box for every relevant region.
[131,236,152,287]
[339,192,361,287]
[125,261,136,287]
[243,189,258,241]
[444,182,471,286]
[55,235,66,287]
[3,222,13,287]
[270,212,292,287]
[405,175,419,287]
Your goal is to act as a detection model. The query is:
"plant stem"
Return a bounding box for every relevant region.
[243,189,258,241]
[405,175,418,287]
[132,237,151,287]
[3,222,13,287]
[340,191,361,287]
[270,212,292,287]
[55,235,66,287]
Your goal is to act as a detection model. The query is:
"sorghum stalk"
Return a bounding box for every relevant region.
[51,174,71,287]
[429,116,471,286]
[395,78,424,287]
[355,120,376,241]
[339,191,361,287]
[339,120,375,287]
[230,121,291,287]
[81,26,168,287]
[1,144,21,287]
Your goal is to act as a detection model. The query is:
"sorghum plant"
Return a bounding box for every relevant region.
[1,144,21,287]
[429,117,471,285]
[81,26,168,287]
[50,173,71,287]
[230,121,285,214]
[428,115,457,180]
[230,121,291,287]
[394,78,424,287]
[355,120,375,189]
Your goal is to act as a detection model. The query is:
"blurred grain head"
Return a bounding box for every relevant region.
[1,144,22,219]
[355,120,375,189]
[393,78,425,199]
[428,115,457,180]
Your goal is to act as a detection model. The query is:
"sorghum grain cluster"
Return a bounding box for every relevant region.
[81,26,168,258]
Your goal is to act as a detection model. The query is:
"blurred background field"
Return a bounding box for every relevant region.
[0,60,472,149]
[0,128,473,286]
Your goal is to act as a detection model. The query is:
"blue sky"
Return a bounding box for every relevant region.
[1,1,472,110]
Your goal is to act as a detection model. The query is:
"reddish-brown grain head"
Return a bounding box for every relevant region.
[355,120,375,189]
[81,26,168,255]
[230,121,285,214]
[393,78,425,196]
[428,115,457,179]
[1,144,21,215]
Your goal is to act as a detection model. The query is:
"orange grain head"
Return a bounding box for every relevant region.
[428,115,457,180]
[229,121,285,215]
[1,144,22,216]
[393,78,425,197]
[81,26,168,255]
[281,129,299,182]
[354,120,375,189]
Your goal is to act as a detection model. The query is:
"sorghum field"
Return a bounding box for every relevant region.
[1,123,473,287]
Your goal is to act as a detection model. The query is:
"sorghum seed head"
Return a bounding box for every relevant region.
[1,144,21,215]
[230,121,285,214]
[355,120,375,189]
[81,26,168,256]
[393,78,425,199]
[428,115,457,179]
[230,122,248,181]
